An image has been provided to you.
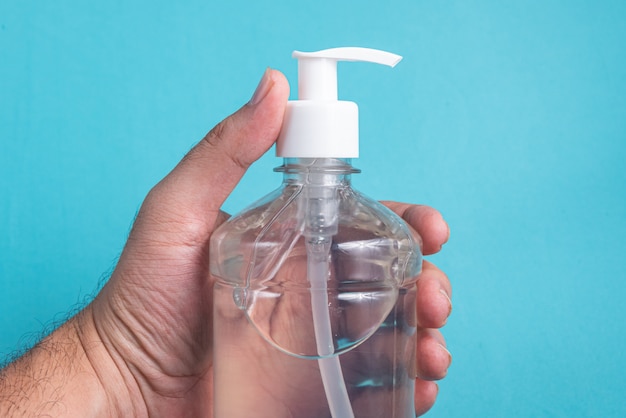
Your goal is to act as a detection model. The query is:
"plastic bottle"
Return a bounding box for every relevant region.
[209,47,423,418]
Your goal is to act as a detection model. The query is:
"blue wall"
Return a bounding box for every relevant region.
[2,1,625,416]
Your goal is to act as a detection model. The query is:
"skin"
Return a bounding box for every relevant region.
[0,69,451,417]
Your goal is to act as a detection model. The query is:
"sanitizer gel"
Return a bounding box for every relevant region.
[210,47,423,418]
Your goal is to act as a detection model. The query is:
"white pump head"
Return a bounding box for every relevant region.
[276,47,402,158]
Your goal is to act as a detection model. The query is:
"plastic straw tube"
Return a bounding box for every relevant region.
[307,240,354,418]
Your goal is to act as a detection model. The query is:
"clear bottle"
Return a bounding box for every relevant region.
[209,48,423,418]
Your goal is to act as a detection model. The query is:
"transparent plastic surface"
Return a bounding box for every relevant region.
[210,159,422,418]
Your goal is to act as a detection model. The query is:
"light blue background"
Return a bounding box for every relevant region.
[2,1,625,416]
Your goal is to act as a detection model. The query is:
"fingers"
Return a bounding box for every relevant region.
[382,202,449,255]
[143,69,290,237]
[381,202,451,392]
[414,379,439,416]
[413,330,449,414]
[416,260,452,328]
[413,260,451,414]
[415,328,451,381]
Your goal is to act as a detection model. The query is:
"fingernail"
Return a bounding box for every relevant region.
[438,343,452,366]
[443,218,450,245]
[439,287,452,317]
[249,68,274,106]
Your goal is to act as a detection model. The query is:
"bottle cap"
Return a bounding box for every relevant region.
[276,47,402,158]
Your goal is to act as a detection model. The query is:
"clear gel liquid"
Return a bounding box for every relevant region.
[210,159,421,418]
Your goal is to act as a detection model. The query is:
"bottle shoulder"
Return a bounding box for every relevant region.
[213,184,414,239]
[209,183,422,285]
[337,188,413,238]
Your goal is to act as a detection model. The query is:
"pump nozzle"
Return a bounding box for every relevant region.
[294,47,402,100]
[277,47,402,158]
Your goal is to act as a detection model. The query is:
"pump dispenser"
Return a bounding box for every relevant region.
[210,47,422,418]
[277,47,402,158]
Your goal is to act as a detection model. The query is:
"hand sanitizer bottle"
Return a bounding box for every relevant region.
[210,47,423,418]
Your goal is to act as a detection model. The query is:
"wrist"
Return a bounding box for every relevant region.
[0,309,114,417]
[74,304,148,417]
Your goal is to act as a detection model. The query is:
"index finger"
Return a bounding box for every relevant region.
[382,202,449,255]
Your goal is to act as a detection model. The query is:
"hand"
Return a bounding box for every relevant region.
[382,202,452,416]
[0,69,451,417]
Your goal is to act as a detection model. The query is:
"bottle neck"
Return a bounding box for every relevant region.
[274,158,360,185]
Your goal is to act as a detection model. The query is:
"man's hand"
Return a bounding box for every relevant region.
[0,69,451,417]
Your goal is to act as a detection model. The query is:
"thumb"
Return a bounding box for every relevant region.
[141,69,290,237]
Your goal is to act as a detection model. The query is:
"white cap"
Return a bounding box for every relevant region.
[276,47,402,158]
